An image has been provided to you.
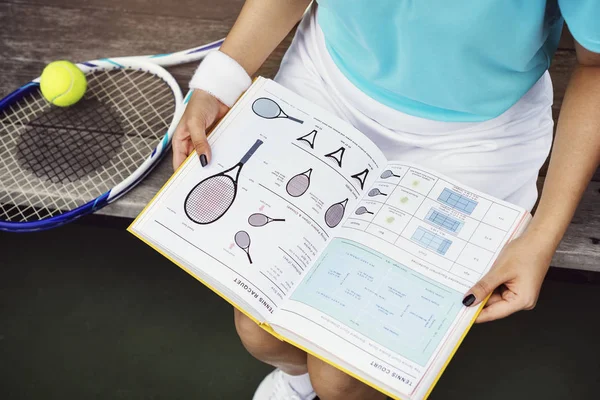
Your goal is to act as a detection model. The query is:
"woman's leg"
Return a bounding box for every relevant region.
[236,306,388,400]
[234,309,308,375]
[307,356,386,400]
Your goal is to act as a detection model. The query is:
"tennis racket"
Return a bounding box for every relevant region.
[286,168,312,197]
[324,198,348,228]
[368,188,388,197]
[252,98,304,124]
[235,230,253,264]
[185,139,263,224]
[248,213,285,227]
[355,206,374,215]
[0,38,224,232]
[380,170,402,179]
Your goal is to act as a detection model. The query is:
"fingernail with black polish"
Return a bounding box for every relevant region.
[462,294,476,306]
[200,154,207,167]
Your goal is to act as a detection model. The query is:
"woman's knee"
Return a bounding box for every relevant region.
[308,356,371,400]
[233,309,285,359]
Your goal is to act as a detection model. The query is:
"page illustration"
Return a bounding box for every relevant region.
[324,198,348,228]
[355,206,374,215]
[252,97,304,124]
[184,139,263,224]
[324,146,346,168]
[234,230,253,264]
[248,213,285,227]
[351,168,369,190]
[290,238,464,367]
[380,169,402,179]
[368,188,388,197]
[286,168,312,197]
[297,129,318,149]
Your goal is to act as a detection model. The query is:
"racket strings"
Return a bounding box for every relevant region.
[17,99,126,184]
[185,176,236,224]
[0,69,175,222]
[286,174,310,197]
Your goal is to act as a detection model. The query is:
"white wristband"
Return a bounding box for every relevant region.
[189,51,252,108]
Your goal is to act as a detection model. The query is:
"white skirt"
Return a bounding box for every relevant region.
[274,6,554,211]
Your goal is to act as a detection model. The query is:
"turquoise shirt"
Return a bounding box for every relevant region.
[316,0,600,122]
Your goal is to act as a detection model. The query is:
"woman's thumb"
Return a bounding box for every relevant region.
[462,268,506,307]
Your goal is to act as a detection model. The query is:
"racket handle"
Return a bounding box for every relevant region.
[287,116,304,124]
[240,139,264,164]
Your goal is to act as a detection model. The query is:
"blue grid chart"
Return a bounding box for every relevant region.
[438,189,477,214]
[411,227,452,255]
[425,209,464,233]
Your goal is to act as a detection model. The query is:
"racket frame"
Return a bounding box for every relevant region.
[184,140,263,225]
[0,39,224,232]
[325,198,348,228]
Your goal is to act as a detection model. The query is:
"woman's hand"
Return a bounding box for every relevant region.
[462,233,554,323]
[172,90,229,170]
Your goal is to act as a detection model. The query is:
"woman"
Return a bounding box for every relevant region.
[173,1,600,399]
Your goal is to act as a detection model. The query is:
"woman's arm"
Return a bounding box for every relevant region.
[463,41,600,322]
[172,0,312,169]
[526,43,600,250]
[221,0,311,76]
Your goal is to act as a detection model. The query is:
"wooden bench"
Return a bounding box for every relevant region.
[1,0,598,272]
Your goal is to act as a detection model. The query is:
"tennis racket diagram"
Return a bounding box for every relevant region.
[350,168,369,190]
[324,146,346,168]
[184,139,263,225]
[368,188,388,197]
[252,98,304,124]
[286,168,312,198]
[234,230,253,264]
[0,39,225,232]
[296,130,317,149]
[380,169,402,179]
[324,198,348,228]
[248,213,285,227]
[355,206,374,215]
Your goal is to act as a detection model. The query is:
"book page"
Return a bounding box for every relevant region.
[271,162,528,396]
[130,78,386,321]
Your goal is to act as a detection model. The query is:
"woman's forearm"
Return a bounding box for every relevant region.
[525,63,600,250]
[220,0,312,75]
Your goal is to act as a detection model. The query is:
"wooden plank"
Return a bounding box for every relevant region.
[0,3,289,97]
[1,0,245,21]
[544,180,600,272]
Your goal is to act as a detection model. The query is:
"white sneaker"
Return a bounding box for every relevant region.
[252,369,316,400]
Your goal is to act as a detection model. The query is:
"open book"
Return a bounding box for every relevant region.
[129,77,531,400]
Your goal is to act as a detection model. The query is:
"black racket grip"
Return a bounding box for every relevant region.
[240,139,263,164]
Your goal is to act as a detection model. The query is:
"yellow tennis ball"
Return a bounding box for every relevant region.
[40,61,87,107]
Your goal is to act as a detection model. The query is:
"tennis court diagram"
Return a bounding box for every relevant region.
[425,208,464,234]
[290,238,463,366]
[437,188,477,214]
[411,226,452,256]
